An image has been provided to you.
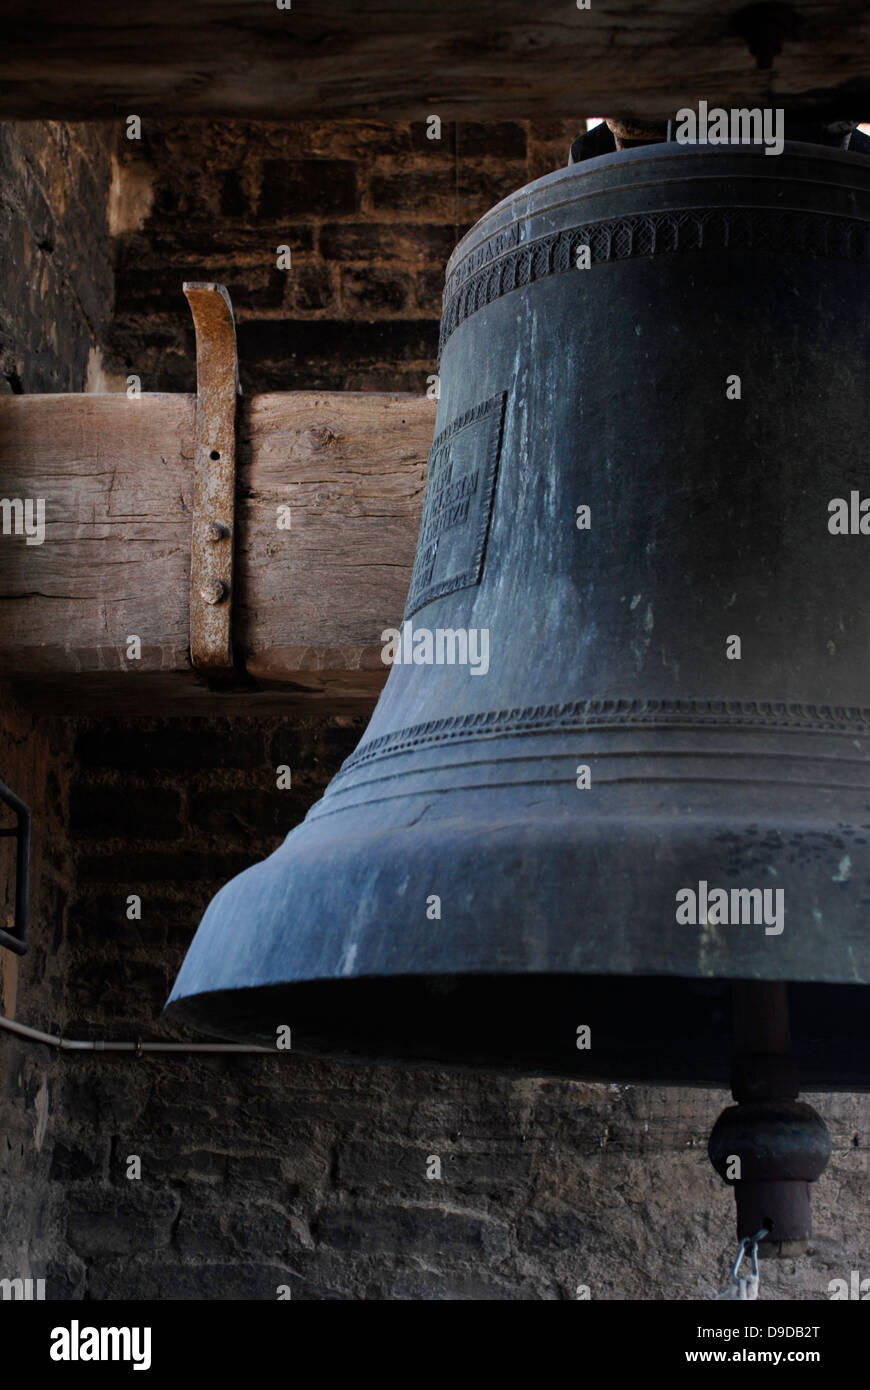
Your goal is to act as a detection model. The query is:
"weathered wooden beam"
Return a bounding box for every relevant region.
[0,391,434,712]
[1,1,869,121]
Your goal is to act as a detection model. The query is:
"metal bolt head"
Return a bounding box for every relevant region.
[205,521,228,543]
[200,579,227,605]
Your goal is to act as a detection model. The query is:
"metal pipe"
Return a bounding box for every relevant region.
[0,1012,272,1053]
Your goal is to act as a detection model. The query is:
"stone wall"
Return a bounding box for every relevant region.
[0,120,112,1296]
[0,689,75,1294]
[0,122,114,394]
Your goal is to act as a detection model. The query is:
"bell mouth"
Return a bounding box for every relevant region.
[165,973,870,1089]
[166,763,870,1087]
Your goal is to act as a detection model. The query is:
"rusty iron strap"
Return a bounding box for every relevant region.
[184,282,240,674]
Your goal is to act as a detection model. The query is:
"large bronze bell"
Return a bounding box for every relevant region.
[168,129,870,1251]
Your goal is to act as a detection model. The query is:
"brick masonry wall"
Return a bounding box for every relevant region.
[1,117,869,1301]
[104,119,578,392]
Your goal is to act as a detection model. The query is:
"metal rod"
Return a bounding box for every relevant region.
[0,1012,272,1054]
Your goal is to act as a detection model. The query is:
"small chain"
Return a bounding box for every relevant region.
[714,1226,770,1300]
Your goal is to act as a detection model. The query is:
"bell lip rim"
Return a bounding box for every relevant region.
[162,974,870,1090]
[445,137,870,277]
[166,968,870,1011]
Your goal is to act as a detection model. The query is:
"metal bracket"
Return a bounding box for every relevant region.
[0,780,31,955]
[184,282,240,675]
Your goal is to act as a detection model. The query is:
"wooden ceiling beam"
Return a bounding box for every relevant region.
[0,1,868,122]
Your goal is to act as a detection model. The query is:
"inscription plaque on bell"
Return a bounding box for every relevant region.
[404,392,506,618]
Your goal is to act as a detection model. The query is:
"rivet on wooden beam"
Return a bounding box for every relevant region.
[183,281,240,676]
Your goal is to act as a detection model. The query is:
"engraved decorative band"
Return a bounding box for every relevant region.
[439,207,870,356]
[338,698,870,775]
